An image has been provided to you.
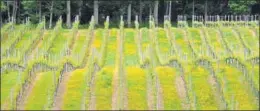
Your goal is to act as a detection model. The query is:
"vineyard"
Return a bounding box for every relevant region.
[1,15,259,110]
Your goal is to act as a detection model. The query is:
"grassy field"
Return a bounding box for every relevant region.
[1,20,259,110]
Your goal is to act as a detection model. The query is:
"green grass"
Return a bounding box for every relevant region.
[1,70,21,109]
[1,23,13,40]
[104,29,117,66]
[1,25,19,44]
[126,67,147,109]
[157,28,171,54]
[185,66,218,110]
[48,29,71,63]
[93,28,103,51]
[1,26,259,110]
[254,27,259,40]
[221,28,244,57]
[14,31,33,49]
[95,66,114,110]
[252,65,259,91]
[172,28,193,59]
[11,29,37,59]
[236,28,259,56]
[124,29,138,66]
[1,25,26,56]
[187,28,205,56]
[62,69,86,110]
[70,30,89,66]
[140,28,149,53]
[1,25,23,46]
[37,30,54,56]
[71,30,87,54]
[157,28,171,61]
[247,64,259,92]
[205,28,227,58]
[24,71,55,110]
[156,66,182,110]
[214,62,258,110]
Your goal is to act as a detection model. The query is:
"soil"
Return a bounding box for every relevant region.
[175,76,190,110]
[18,72,43,110]
[52,72,72,110]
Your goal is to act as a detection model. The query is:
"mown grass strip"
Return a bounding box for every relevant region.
[157,28,172,63]
[205,28,227,58]
[172,28,193,60]
[156,66,182,110]
[126,67,147,109]
[187,28,205,57]
[157,28,171,55]
[104,29,117,66]
[236,28,259,56]
[95,66,114,110]
[124,29,138,66]
[1,71,21,109]
[213,62,258,110]
[70,30,88,66]
[185,66,218,110]
[62,69,86,110]
[92,29,103,51]
[220,28,244,58]
[48,29,71,63]
[24,71,55,110]
[140,28,149,54]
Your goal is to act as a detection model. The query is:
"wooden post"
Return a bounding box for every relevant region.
[246,15,248,27]
[231,15,233,27]
[43,16,46,29]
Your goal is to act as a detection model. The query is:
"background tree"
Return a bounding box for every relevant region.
[0,1,7,26]
[38,0,41,22]
[6,1,11,22]
[94,0,98,25]
[127,2,131,27]
[49,0,54,28]
[154,0,158,25]
[169,1,172,21]
[204,0,207,22]
[139,0,143,24]
[12,0,17,23]
[66,0,71,28]
[228,0,258,14]
[0,0,259,27]
[77,0,83,20]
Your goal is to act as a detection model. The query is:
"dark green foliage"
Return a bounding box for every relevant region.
[0,0,259,27]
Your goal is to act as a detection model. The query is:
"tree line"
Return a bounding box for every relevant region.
[1,0,259,28]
